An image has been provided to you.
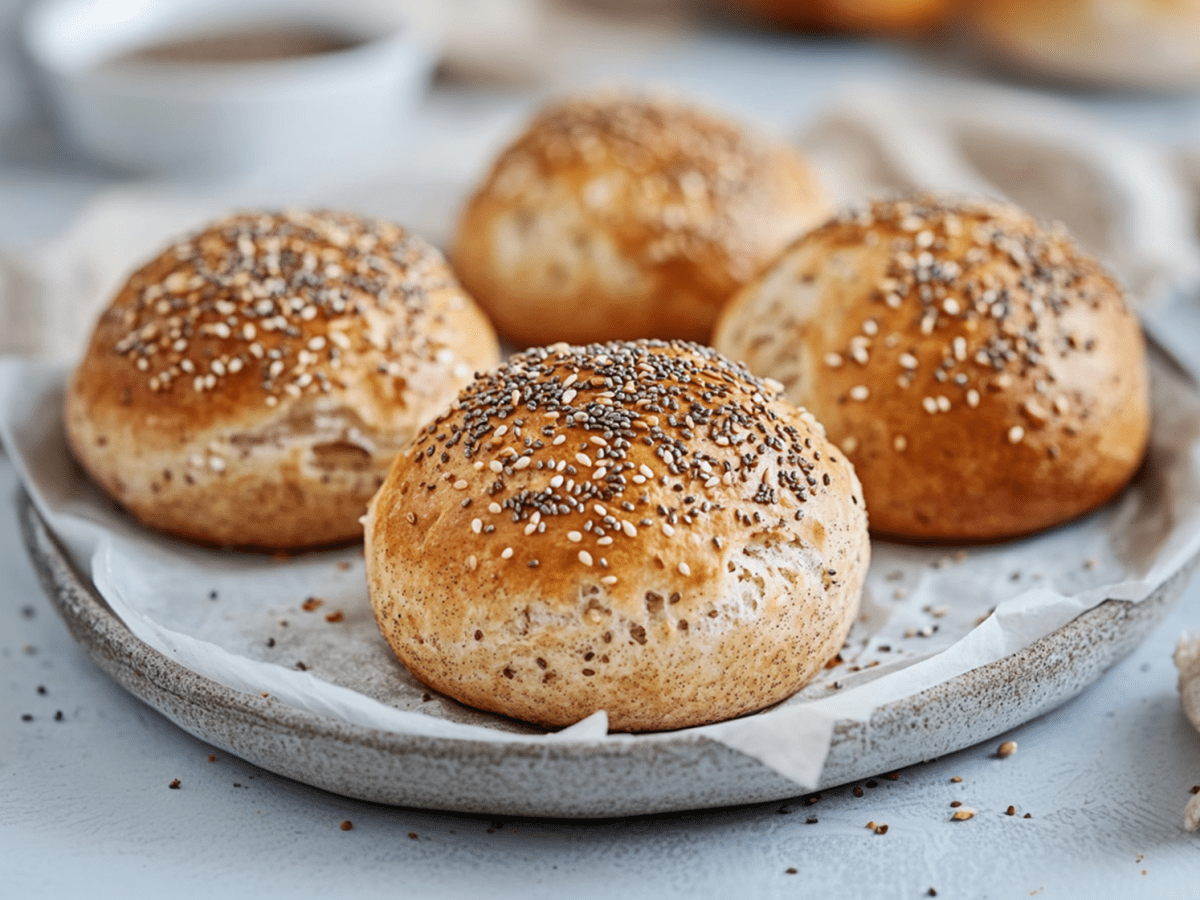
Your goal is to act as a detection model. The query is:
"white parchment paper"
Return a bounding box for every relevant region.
[6,350,1200,788]
[5,82,1200,789]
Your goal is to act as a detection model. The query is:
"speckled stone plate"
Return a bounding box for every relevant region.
[21,490,1196,818]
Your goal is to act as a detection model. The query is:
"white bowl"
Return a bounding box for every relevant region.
[23,0,438,176]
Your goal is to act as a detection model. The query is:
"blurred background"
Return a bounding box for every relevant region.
[3,0,1200,359]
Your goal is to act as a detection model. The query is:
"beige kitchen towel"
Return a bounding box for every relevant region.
[3,78,1199,362]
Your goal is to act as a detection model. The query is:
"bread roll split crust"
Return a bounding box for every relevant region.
[65,210,500,549]
[365,340,869,732]
[714,195,1150,542]
[453,92,830,348]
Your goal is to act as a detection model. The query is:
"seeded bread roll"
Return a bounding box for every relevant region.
[65,210,500,550]
[364,340,869,732]
[453,92,830,348]
[969,0,1200,90]
[713,195,1150,542]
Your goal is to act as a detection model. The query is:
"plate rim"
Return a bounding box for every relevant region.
[20,489,1197,817]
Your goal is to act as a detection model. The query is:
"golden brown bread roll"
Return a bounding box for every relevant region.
[453,92,830,348]
[729,0,956,32]
[364,340,869,732]
[969,0,1200,90]
[65,209,500,550]
[713,195,1150,542]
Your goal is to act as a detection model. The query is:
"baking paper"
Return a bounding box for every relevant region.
[5,351,1200,790]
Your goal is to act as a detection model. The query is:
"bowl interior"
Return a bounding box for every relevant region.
[24,0,409,75]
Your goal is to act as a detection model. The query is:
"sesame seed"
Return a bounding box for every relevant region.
[1008,426,1025,444]
[622,521,637,537]
[550,475,564,488]
[513,456,531,470]
[501,547,514,559]
[678,562,691,576]
[966,389,981,408]
[893,435,907,452]
[488,502,502,514]
[849,386,870,401]
[562,389,578,404]
[899,353,918,370]
[489,461,504,473]
[494,425,508,438]
[208,456,225,472]
[576,453,592,467]
[552,435,566,446]
[579,551,594,566]
[1023,399,1049,424]
[453,480,469,490]
[923,397,938,415]
[467,555,478,571]
[600,576,617,585]
[824,353,843,368]
[471,518,482,534]
[662,523,675,536]
[936,396,951,413]
[568,531,583,543]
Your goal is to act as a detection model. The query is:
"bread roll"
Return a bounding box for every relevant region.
[969,0,1200,90]
[731,0,955,32]
[65,209,500,549]
[365,340,869,732]
[453,92,830,348]
[713,195,1150,541]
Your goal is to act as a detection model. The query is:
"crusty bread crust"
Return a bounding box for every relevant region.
[453,92,830,348]
[365,340,869,732]
[714,195,1150,542]
[65,209,499,549]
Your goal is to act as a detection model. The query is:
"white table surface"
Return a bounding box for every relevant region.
[4,3,1200,896]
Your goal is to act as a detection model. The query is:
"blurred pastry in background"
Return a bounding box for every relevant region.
[727,0,956,32]
[713,194,1150,542]
[453,91,829,347]
[968,0,1200,90]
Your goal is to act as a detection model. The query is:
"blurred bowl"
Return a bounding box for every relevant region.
[22,0,438,176]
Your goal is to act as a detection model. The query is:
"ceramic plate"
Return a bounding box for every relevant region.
[21,492,1195,817]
